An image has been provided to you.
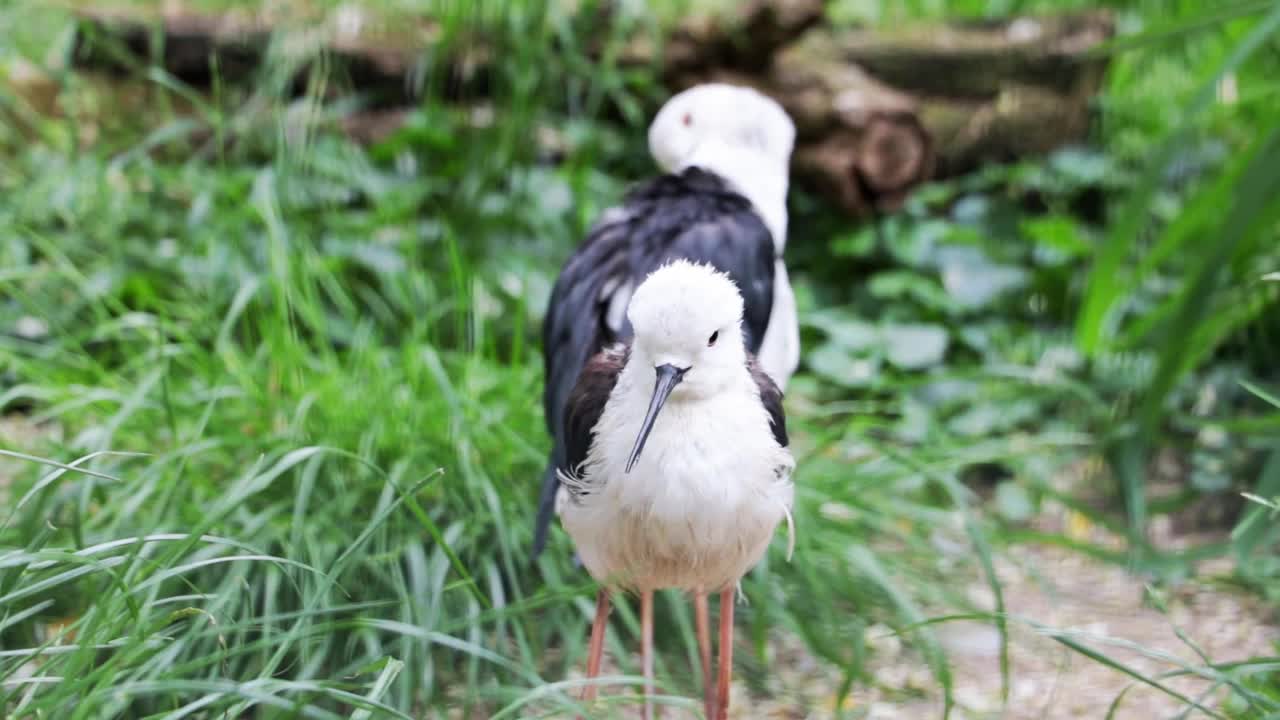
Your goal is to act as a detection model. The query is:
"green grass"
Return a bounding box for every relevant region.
[2,0,1279,717]
[0,171,1006,714]
[0,145,1003,715]
[0,8,995,714]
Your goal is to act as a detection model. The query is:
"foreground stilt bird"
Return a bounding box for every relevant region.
[535,83,799,560]
[556,260,795,719]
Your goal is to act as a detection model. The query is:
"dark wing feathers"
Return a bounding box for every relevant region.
[748,355,788,448]
[561,345,630,491]
[540,216,631,440]
[656,214,774,350]
[533,167,778,558]
[534,219,631,556]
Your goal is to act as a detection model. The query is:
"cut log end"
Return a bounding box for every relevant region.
[793,114,932,216]
[857,115,933,195]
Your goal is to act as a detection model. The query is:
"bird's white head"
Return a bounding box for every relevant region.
[647,83,796,249]
[622,260,749,472]
[648,83,795,173]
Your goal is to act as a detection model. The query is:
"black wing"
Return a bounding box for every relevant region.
[616,168,775,350]
[558,344,629,502]
[540,169,775,440]
[533,211,632,557]
[748,353,788,448]
[540,210,632,442]
[534,167,777,558]
[638,209,775,350]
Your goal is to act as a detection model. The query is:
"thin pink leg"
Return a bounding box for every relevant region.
[641,589,656,720]
[695,591,714,718]
[581,588,611,713]
[715,587,735,720]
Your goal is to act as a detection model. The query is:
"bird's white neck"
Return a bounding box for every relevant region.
[681,141,789,255]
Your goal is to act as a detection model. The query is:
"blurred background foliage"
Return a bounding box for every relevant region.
[0,0,1278,717]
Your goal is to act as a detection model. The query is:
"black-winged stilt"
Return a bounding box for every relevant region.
[555,260,795,719]
[535,83,799,562]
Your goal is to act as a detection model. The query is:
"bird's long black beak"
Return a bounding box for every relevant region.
[625,363,687,473]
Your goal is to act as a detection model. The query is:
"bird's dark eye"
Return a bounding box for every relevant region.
[681,112,693,127]
[707,330,719,347]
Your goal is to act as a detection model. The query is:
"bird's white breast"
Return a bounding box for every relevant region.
[557,372,794,593]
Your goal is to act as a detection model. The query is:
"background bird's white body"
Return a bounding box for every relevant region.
[648,84,801,390]
[558,358,794,592]
[759,263,800,390]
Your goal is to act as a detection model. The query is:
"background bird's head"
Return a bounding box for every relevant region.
[626,260,748,402]
[647,83,796,178]
[647,83,796,249]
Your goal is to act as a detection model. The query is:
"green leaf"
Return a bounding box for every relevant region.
[868,271,955,313]
[1022,215,1092,264]
[1047,147,1114,187]
[1240,379,1280,410]
[1231,448,1280,563]
[994,481,1036,523]
[807,342,881,388]
[1075,0,1280,355]
[805,310,880,351]
[881,323,949,370]
[350,657,405,720]
[831,227,877,258]
[889,219,949,267]
[936,246,1028,310]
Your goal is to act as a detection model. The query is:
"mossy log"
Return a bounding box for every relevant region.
[663,13,1113,213]
[68,2,1112,218]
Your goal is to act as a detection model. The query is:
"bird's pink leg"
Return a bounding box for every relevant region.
[641,589,656,720]
[715,587,735,720]
[582,588,611,708]
[694,591,714,719]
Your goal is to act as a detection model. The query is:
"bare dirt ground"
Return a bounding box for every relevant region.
[739,502,1278,720]
[819,545,1276,720]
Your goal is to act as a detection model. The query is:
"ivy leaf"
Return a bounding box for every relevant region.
[881,323,949,370]
[995,481,1036,523]
[807,341,881,388]
[804,310,879,351]
[937,246,1028,309]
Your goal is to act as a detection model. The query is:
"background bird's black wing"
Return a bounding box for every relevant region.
[748,354,788,448]
[540,212,632,441]
[534,168,778,559]
[622,168,776,351]
[648,211,775,350]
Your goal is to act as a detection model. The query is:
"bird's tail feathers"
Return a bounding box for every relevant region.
[531,463,560,561]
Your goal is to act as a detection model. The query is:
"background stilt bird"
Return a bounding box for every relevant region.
[535,83,799,560]
[554,260,795,719]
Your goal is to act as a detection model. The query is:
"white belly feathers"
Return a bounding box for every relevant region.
[557,376,794,593]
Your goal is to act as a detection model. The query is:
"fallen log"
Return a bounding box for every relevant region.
[664,13,1113,213]
[69,5,470,104]
[66,2,1112,217]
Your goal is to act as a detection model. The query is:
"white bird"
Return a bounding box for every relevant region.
[555,259,795,719]
[534,83,799,560]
